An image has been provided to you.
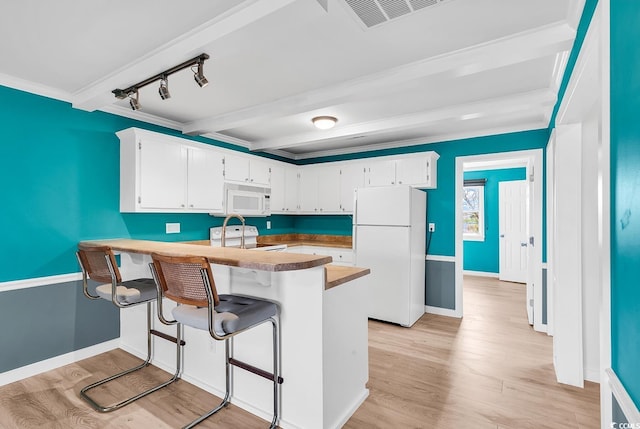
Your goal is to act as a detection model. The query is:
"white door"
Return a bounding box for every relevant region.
[499,180,528,283]
[339,163,365,213]
[316,166,341,212]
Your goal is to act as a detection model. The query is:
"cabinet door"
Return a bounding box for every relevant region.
[224,154,250,183]
[396,156,427,186]
[270,163,286,213]
[316,166,341,212]
[365,159,396,187]
[249,158,271,186]
[139,139,187,209]
[284,168,299,212]
[187,146,224,211]
[298,168,318,212]
[339,163,365,212]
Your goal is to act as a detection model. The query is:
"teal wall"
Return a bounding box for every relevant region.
[610,0,640,408]
[463,168,527,273]
[0,85,294,283]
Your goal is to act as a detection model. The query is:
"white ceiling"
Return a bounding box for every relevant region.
[0,0,584,160]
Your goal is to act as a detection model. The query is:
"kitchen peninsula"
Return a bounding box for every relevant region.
[79,239,370,429]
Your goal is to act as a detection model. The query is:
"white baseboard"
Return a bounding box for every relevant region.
[463,270,499,278]
[425,305,460,318]
[607,368,640,424]
[0,272,82,292]
[584,367,600,383]
[425,255,455,262]
[0,339,119,387]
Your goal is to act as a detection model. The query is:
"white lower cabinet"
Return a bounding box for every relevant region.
[286,245,354,266]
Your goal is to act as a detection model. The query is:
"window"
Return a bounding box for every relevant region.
[463,182,485,241]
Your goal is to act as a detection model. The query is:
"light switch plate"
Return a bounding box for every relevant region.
[166,223,180,234]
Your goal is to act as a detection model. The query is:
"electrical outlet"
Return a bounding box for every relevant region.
[428,223,436,232]
[266,220,272,230]
[166,223,180,234]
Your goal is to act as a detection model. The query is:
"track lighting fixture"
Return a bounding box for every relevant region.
[113,53,209,110]
[129,90,141,111]
[193,57,209,88]
[158,75,170,100]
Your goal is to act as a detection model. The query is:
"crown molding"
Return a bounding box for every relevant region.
[0,72,71,103]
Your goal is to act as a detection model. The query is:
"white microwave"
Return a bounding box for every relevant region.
[223,183,271,216]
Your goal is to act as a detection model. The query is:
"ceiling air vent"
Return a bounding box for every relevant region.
[343,0,450,29]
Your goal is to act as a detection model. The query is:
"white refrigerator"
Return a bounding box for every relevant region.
[353,185,426,327]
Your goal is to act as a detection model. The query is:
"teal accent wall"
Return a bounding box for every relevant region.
[300,130,548,258]
[292,215,352,235]
[0,85,294,283]
[611,0,640,408]
[0,84,299,373]
[463,168,526,273]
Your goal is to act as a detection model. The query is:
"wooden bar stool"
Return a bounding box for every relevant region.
[149,253,282,429]
[76,244,184,412]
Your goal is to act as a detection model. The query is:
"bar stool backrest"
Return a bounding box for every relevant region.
[151,254,220,307]
[77,245,121,283]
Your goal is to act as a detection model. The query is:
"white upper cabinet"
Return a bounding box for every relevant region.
[270,163,299,213]
[118,128,224,213]
[224,154,270,186]
[299,166,341,213]
[339,163,365,212]
[187,146,224,211]
[118,127,438,215]
[316,166,341,213]
[363,153,438,189]
[395,155,438,188]
[138,137,187,210]
[283,167,300,212]
[365,159,397,187]
[298,168,319,213]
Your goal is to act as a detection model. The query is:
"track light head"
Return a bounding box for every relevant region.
[158,75,171,100]
[129,90,141,111]
[194,60,209,88]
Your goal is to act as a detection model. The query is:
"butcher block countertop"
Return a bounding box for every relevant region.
[79,239,370,289]
[257,233,352,249]
[79,239,331,272]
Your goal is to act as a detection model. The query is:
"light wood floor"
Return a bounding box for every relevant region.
[0,276,599,428]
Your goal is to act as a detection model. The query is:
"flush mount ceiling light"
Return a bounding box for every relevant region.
[158,75,170,100]
[312,116,338,130]
[113,53,209,110]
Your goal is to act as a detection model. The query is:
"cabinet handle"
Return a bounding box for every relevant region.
[181,204,185,207]
[250,178,254,182]
[398,181,402,184]
[189,204,193,208]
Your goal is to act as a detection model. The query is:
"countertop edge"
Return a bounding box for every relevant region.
[79,239,332,272]
[325,265,371,290]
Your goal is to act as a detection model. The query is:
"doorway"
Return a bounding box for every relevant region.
[454,149,544,333]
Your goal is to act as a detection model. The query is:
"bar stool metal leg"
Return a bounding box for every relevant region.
[80,302,184,413]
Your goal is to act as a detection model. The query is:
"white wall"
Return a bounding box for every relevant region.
[581,104,601,382]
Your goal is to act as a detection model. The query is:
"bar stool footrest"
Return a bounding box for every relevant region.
[151,329,186,346]
[229,357,284,384]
